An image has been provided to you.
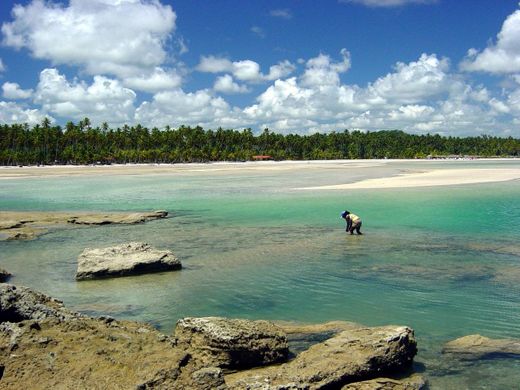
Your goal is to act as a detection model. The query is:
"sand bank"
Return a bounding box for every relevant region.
[299,168,520,190]
[0,160,385,179]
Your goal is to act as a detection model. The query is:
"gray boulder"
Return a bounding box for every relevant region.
[442,334,520,359]
[174,317,289,370]
[226,326,417,389]
[76,242,181,280]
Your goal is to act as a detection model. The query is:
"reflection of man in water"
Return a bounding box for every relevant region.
[340,210,362,235]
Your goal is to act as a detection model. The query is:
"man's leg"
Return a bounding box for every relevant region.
[355,222,362,235]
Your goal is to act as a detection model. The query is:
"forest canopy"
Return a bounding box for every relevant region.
[0,118,519,165]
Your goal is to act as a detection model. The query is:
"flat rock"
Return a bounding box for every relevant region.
[174,317,289,370]
[342,375,426,389]
[442,334,520,359]
[0,210,169,241]
[0,268,11,283]
[76,242,181,280]
[226,326,417,389]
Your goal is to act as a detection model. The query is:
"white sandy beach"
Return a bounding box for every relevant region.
[299,168,520,190]
[0,160,519,189]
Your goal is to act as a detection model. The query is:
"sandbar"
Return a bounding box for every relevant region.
[299,168,520,190]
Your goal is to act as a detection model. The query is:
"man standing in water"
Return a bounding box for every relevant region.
[340,210,362,235]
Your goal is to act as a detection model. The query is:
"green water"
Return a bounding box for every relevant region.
[1,160,519,389]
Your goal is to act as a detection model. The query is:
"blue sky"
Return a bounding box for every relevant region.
[1,0,520,136]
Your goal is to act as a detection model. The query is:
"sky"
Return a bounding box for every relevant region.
[1,0,520,136]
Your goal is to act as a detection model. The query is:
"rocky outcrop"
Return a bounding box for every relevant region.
[0,210,169,241]
[0,268,11,283]
[76,242,181,280]
[0,284,79,323]
[1,284,420,389]
[174,317,289,370]
[442,334,520,359]
[226,326,417,389]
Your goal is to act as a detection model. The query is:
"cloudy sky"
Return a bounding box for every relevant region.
[1,0,520,136]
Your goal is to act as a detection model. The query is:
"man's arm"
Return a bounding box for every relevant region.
[346,216,352,232]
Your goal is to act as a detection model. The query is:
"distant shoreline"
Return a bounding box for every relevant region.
[1,159,519,189]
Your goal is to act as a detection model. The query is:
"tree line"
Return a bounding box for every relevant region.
[0,118,519,165]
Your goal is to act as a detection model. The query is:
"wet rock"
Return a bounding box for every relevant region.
[76,242,181,280]
[174,317,289,370]
[0,284,79,323]
[226,326,417,389]
[342,375,426,389]
[0,268,11,282]
[442,334,520,360]
[68,210,168,225]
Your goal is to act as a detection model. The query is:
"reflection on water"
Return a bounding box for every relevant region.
[1,160,520,388]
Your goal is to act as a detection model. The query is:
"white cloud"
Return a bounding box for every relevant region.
[196,56,234,73]
[461,9,520,74]
[0,101,48,124]
[2,82,33,99]
[2,0,176,78]
[0,58,5,72]
[33,68,136,125]
[341,0,437,7]
[301,49,351,87]
[270,9,292,19]
[197,56,295,83]
[136,88,245,129]
[251,26,265,38]
[214,75,250,94]
[122,67,182,93]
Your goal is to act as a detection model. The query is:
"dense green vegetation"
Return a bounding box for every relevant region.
[0,118,519,165]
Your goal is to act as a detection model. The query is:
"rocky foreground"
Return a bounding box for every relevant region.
[0,283,424,389]
[0,210,168,241]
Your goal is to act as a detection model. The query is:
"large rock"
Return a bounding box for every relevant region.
[226,326,417,389]
[76,242,181,280]
[174,317,289,370]
[442,334,520,359]
[67,210,168,225]
[0,268,11,283]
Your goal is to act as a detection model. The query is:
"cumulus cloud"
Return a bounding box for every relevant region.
[2,0,176,78]
[136,88,246,129]
[214,75,250,94]
[0,101,48,124]
[197,56,295,83]
[2,82,33,99]
[34,68,136,125]
[341,0,437,7]
[461,8,520,74]
[122,67,183,93]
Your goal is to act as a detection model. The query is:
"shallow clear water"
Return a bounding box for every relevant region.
[1,160,519,389]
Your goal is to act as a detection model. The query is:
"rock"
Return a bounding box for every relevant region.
[0,210,169,241]
[174,317,289,370]
[0,283,79,323]
[442,334,520,359]
[68,210,168,225]
[0,268,11,282]
[226,326,417,389]
[76,242,181,280]
[342,375,426,389]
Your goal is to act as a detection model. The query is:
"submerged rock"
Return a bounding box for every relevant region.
[174,317,289,370]
[342,375,426,389]
[0,268,11,283]
[226,326,417,389]
[442,334,520,360]
[76,242,181,280]
[67,210,168,225]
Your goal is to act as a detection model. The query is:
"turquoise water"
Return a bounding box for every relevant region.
[1,160,519,388]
